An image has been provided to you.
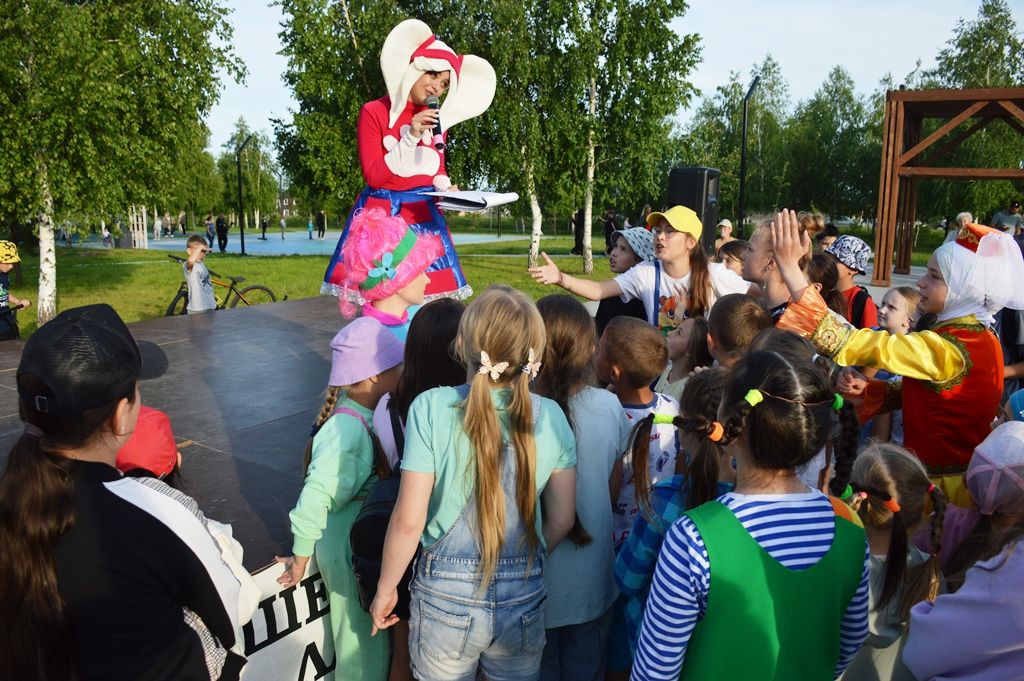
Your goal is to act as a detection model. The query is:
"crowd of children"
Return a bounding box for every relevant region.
[6,188,1024,681]
[6,196,1024,679]
[3,12,1023,679]
[278,202,1024,681]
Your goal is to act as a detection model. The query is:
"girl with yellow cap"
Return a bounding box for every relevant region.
[529,205,757,333]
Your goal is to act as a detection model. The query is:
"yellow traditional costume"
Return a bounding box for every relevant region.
[778,224,1024,507]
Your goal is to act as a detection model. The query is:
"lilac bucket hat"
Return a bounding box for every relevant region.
[329,317,404,387]
[826,235,872,275]
[966,421,1024,516]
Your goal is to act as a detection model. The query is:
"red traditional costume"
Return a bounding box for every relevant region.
[322,20,496,302]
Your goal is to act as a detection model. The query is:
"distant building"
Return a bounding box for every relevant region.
[278,192,298,218]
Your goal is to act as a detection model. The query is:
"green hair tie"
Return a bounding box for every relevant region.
[840,484,854,502]
[832,394,845,411]
[652,413,675,425]
[744,389,764,407]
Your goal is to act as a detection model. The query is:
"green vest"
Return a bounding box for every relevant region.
[679,501,865,681]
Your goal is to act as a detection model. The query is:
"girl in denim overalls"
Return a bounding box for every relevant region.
[370,286,578,681]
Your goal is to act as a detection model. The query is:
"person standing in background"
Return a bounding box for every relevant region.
[991,200,1023,236]
[571,209,585,256]
[215,213,229,253]
[316,210,326,241]
[205,214,216,248]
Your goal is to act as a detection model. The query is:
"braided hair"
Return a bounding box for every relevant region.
[850,443,947,616]
[627,369,728,521]
[746,328,861,493]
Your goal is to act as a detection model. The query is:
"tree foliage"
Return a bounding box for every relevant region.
[217,119,280,227]
[677,0,1022,227]
[0,0,241,321]
[912,0,1024,222]
[275,0,699,254]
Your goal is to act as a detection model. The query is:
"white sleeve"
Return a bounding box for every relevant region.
[373,393,400,469]
[709,262,751,296]
[614,262,655,303]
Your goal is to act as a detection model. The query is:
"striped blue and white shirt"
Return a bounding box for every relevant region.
[631,490,870,681]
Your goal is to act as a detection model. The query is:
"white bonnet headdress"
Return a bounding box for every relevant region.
[380,19,497,131]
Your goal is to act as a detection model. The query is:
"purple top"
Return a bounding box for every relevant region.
[903,541,1024,680]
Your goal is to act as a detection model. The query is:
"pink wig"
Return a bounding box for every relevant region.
[339,208,444,318]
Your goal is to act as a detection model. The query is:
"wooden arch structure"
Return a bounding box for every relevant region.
[872,87,1024,286]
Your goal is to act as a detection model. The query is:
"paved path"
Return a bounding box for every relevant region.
[0,296,342,570]
[142,231,532,257]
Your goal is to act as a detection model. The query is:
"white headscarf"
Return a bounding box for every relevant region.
[935,225,1024,326]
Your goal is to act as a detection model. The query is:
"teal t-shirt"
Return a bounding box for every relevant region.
[401,385,577,548]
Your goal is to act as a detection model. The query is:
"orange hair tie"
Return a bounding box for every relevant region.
[708,421,725,442]
[883,498,901,514]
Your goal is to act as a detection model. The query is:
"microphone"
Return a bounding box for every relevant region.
[424,95,444,151]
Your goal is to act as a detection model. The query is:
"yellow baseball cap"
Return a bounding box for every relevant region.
[646,205,703,240]
[0,241,20,264]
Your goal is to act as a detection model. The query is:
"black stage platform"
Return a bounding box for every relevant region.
[0,296,343,570]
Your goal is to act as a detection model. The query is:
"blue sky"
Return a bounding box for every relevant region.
[204,0,1024,154]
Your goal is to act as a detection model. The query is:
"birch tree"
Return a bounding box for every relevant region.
[0,0,241,323]
[570,0,700,272]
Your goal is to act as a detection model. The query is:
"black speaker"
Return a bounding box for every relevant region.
[667,167,721,253]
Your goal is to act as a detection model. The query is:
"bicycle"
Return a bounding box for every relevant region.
[165,255,283,316]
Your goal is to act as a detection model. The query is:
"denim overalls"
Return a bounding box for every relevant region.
[409,396,547,681]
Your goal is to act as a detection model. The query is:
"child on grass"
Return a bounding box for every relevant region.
[0,241,30,340]
[277,318,406,681]
[183,235,215,314]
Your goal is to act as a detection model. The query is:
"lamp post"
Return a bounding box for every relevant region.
[737,75,761,238]
[236,134,254,255]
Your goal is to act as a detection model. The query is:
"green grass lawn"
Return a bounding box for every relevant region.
[7,241,608,337]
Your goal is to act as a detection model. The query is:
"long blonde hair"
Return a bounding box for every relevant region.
[457,286,547,586]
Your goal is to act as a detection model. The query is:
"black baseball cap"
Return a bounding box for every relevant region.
[17,304,168,416]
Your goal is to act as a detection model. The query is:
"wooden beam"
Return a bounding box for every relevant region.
[899,167,1024,180]
[890,87,1024,103]
[898,101,987,166]
[873,98,897,287]
[1006,117,1024,137]
[998,99,1024,125]
[921,118,993,165]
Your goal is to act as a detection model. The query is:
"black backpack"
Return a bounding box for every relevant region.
[350,399,416,620]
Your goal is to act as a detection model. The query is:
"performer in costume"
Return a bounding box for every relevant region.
[772,212,1024,507]
[322,19,496,302]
